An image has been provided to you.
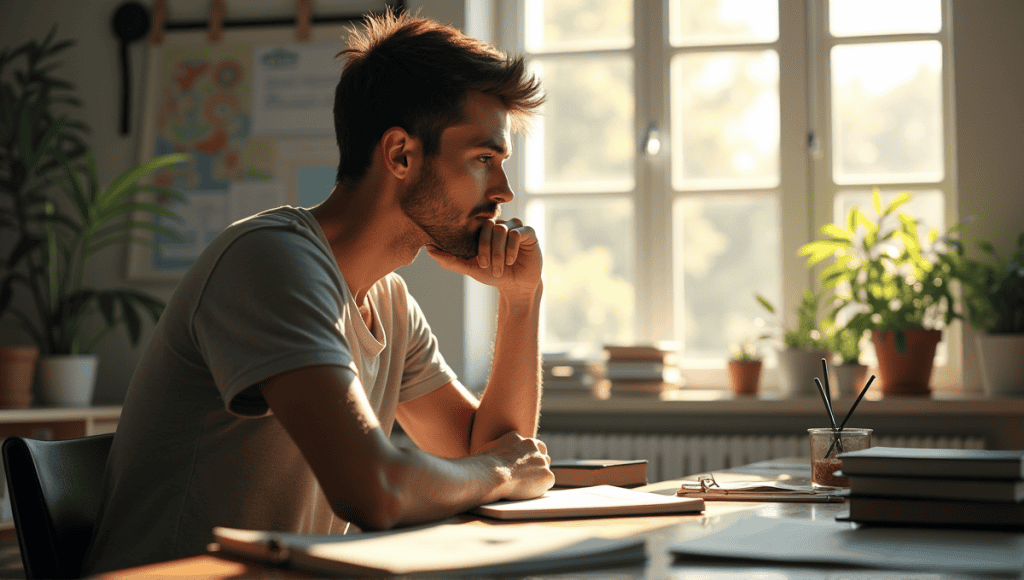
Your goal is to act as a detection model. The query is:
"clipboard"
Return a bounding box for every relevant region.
[676,473,847,503]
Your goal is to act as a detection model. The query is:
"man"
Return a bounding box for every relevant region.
[84,11,554,573]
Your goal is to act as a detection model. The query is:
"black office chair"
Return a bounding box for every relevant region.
[2,433,114,579]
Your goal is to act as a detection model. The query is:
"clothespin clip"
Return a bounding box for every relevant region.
[150,0,167,45]
[296,0,313,42]
[208,0,225,44]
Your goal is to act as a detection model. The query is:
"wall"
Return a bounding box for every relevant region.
[1,0,1021,404]
[0,0,467,403]
[953,0,1024,392]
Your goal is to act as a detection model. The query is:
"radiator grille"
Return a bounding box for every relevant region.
[390,431,985,482]
[538,432,987,482]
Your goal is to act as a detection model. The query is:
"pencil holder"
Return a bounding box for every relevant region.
[808,428,871,488]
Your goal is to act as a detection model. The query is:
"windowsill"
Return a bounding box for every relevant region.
[540,388,1024,416]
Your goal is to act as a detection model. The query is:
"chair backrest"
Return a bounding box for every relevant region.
[2,433,114,579]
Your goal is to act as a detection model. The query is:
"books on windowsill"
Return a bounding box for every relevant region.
[603,343,682,395]
[838,447,1024,529]
[550,459,649,488]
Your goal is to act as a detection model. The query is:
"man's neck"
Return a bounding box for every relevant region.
[310,179,423,304]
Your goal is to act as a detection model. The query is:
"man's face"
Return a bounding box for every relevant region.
[400,91,513,260]
[399,158,496,260]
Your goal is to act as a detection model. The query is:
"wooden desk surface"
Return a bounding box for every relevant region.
[91,459,1013,579]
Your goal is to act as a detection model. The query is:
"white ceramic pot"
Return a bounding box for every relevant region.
[37,354,99,407]
[832,362,869,397]
[777,349,832,397]
[975,333,1024,396]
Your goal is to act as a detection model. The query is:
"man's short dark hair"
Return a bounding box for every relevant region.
[334,11,544,186]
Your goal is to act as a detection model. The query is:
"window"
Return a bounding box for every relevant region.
[497,0,956,387]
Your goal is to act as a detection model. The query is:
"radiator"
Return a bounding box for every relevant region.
[390,431,985,482]
[538,432,987,483]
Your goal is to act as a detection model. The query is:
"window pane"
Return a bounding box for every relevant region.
[669,0,779,46]
[525,0,633,52]
[673,194,780,360]
[834,189,945,236]
[830,0,942,37]
[831,41,944,184]
[671,51,780,190]
[529,197,635,347]
[526,56,634,193]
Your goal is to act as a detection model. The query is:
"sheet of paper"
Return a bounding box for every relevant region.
[251,43,343,136]
[670,515,1024,574]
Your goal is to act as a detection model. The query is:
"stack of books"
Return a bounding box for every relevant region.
[839,446,1024,529]
[541,353,605,396]
[603,343,681,395]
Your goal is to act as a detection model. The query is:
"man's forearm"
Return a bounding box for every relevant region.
[469,284,543,451]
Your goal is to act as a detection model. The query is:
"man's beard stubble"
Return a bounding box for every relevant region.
[399,160,496,261]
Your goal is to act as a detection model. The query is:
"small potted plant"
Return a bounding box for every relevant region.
[727,340,763,396]
[0,30,187,406]
[756,290,832,397]
[956,231,1024,396]
[800,189,961,396]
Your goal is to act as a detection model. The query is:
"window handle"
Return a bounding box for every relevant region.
[642,122,662,156]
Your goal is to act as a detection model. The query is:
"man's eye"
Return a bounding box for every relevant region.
[478,156,492,164]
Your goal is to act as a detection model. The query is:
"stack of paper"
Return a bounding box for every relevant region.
[839,446,1024,529]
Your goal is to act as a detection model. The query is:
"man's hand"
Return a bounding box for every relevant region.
[426,218,542,300]
[476,430,554,502]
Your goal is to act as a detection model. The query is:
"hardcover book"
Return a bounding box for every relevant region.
[846,474,1024,503]
[838,447,1024,479]
[550,459,649,488]
[846,496,1024,529]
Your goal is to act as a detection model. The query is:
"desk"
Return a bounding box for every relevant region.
[93,459,1021,579]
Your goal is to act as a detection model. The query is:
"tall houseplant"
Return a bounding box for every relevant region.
[956,232,1024,395]
[799,189,961,396]
[0,30,186,406]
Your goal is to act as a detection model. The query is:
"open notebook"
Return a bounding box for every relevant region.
[213,521,646,577]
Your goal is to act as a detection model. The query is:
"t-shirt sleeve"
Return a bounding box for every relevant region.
[394,276,458,403]
[192,225,356,416]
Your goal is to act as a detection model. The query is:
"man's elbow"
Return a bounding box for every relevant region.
[325,456,411,531]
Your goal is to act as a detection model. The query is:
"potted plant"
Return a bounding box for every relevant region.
[956,231,1024,396]
[829,326,868,397]
[0,30,187,406]
[800,189,961,396]
[727,340,763,396]
[756,290,832,397]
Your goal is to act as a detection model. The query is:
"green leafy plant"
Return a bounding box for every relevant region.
[830,326,863,365]
[956,232,1024,334]
[755,290,830,350]
[729,340,762,362]
[798,188,961,351]
[0,30,187,355]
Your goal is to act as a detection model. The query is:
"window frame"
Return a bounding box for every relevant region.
[493,0,959,390]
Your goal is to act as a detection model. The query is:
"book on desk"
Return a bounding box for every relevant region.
[549,458,648,488]
[839,446,1024,529]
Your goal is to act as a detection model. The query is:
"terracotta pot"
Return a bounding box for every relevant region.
[872,329,941,396]
[0,346,39,408]
[727,360,762,395]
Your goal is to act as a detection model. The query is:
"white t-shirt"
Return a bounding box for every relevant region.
[83,207,456,574]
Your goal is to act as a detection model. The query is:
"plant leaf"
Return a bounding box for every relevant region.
[97,153,188,209]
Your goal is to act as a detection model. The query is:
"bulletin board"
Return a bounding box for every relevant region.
[127,23,353,280]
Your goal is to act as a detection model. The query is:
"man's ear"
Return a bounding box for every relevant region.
[380,127,421,180]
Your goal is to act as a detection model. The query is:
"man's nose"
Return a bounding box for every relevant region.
[487,169,514,204]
